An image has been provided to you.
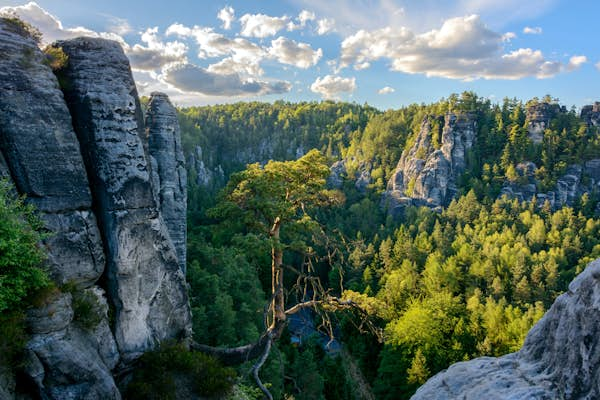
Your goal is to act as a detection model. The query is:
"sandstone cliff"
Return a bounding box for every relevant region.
[412,258,600,400]
[0,19,190,399]
[525,102,564,143]
[384,113,476,214]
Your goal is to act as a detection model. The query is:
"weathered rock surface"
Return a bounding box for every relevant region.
[581,102,600,127]
[385,113,476,214]
[0,20,118,399]
[412,258,600,400]
[55,37,191,360]
[146,92,187,272]
[500,160,600,210]
[0,18,105,288]
[525,102,564,143]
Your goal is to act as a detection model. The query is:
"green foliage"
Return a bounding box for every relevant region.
[0,180,48,313]
[43,46,68,71]
[125,342,235,400]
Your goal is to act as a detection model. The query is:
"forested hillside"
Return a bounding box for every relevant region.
[180,93,600,399]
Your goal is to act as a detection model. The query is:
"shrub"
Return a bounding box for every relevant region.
[125,341,236,400]
[0,180,49,313]
[43,46,69,71]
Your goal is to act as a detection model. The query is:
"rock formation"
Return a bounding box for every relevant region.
[55,37,191,361]
[525,102,564,143]
[412,258,600,399]
[500,160,600,210]
[581,102,600,127]
[385,113,476,214]
[145,92,187,273]
[0,18,191,399]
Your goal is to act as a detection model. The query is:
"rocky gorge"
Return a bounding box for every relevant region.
[0,19,190,399]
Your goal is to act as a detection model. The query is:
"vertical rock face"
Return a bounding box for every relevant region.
[581,102,600,127]
[145,92,187,272]
[54,37,191,360]
[384,113,476,214]
[0,19,117,399]
[412,258,600,400]
[526,102,563,143]
[0,19,105,288]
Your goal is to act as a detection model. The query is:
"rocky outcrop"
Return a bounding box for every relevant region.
[0,18,105,289]
[0,19,192,399]
[526,102,563,143]
[581,102,600,127]
[55,37,191,361]
[385,113,476,214]
[0,19,117,398]
[500,160,600,210]
[412,258,600,399]
[145,92,187,272]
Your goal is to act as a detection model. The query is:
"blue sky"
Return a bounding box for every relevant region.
[1,0,599,109]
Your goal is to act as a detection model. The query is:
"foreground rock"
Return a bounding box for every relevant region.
[0,18,105,288]
[412,258,600,400]
[146,92,187,272]
[0,19,117,398]
[55,37,191,361]
[385,113,476,214]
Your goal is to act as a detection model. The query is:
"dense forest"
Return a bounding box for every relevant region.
[177,93,600,399]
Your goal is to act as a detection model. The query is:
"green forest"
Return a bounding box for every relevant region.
[176,93,600,399]
[2,90,599,399]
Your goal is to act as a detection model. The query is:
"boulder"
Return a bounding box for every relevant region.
[412,258,600,400]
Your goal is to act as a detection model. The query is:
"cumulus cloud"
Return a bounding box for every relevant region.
[162,63,291,96]
[340,15,583,80]
[316,18,335,35]
[0,1,121,44]
[127,27,187,71]
[310,75,356,99]
[378,86,395,94]
[502,32,516,42]
[239,13,289,38]
[523,26,543,35]
[268,37,322,68]
[567,55,587,70]
[166,24,265,75]
[217,6,235,30]
[288,10,316,31]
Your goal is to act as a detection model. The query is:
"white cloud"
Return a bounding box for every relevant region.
[127,27,187,71]
[162,63,291,96]
[596,61,600,71]
[288,10,316,31]
[502,32,516,42]
[0,1,118,44]
[106,16,132,35]
[310,75,356,99]
[316,18,335,35]
[239,13,289,38]
[217,6,235,30]
[568,55,587,70]
[298,10,316,25]
[268,37,322,68]
[166,24,265,75]
[340,15,581,80]
[378,86,395,94]
[523,26,542,34]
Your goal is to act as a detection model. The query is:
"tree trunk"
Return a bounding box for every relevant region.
[270,217,285,329]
